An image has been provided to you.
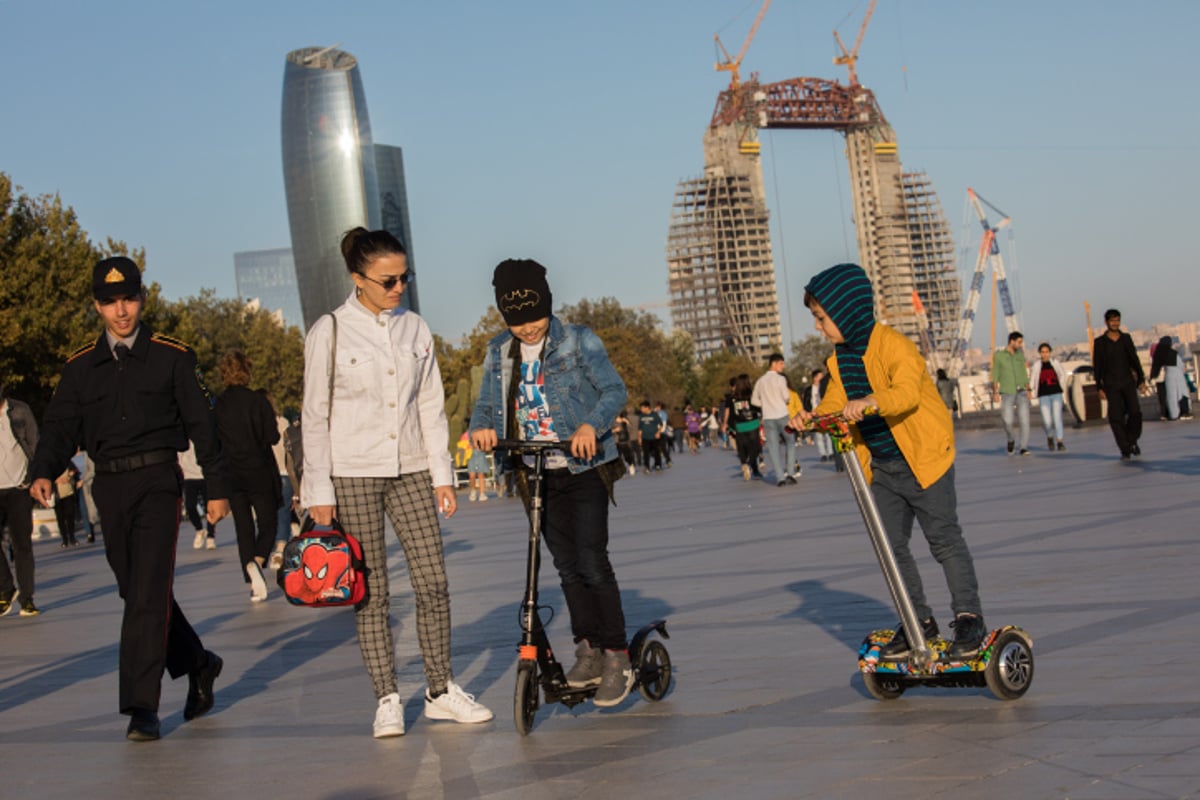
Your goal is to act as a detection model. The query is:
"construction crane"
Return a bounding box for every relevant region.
[713,0,771,155]
[714,0,772,93]
[912,290,940,371]
[945,188,1020,378]
[832,0,876,87]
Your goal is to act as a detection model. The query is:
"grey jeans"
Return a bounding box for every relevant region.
[870,459,982,622]
[999,390,1030,450]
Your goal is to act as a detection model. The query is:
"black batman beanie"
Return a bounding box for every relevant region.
[493,259,553,326]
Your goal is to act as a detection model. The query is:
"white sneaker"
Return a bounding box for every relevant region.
[469,490,477,502]
[205,537,216,550]
[424,680,493,723]
[246,562,268,602]
[192,531,205,550]
[478,493,488,502]
[373,692,405,738]
[628,464,636,476]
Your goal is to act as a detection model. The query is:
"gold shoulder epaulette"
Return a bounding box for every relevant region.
[150,332,191,353]
[66,342,96,363]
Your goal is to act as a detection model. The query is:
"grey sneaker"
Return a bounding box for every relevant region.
[593,650,635,707]
[565,640,603,688]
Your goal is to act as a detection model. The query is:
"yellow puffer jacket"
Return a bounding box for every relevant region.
[814,324,955,489]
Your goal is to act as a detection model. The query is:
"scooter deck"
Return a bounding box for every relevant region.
[859,624,1033,676]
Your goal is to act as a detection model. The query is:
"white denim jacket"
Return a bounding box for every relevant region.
[301,293,453,508]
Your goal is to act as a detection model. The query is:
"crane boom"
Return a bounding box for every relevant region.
[714,0,772,92]
[946,188,1020,377]
[833,0,876,86]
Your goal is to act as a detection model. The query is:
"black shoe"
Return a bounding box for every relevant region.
[86,534,95,543]
[1006,441,1014,454]
[1131,443,1141,456]
[183,650,223,721]
[126,709,161,741]
[1047,437,1055,451]
[879,617,939,658]
[1121,452,1132,461]
[777,480,788,487]
[785,474,798,485]
[946,613,987,659]
[1057,440,1066,452]
[1019,449,1030,456]
[19,597,39,617]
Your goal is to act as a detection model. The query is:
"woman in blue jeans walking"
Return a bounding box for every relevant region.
[1030,342,1068,451]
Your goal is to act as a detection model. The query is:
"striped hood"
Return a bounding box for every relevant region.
[804,263,876,351]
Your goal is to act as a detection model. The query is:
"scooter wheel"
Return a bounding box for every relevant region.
[863,671,906,700]
[638,640,672,702]
[514,660,539,735]
[984,630,1034,700]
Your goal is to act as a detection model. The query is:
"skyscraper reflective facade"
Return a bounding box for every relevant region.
[282,46,416,329]
[374,144,420,310]
[234,248,303,331]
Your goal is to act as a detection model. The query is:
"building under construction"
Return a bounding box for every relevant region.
[666,125,782,363]
[669,0,961,367]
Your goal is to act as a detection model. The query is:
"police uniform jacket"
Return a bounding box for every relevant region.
[30,325,229,497]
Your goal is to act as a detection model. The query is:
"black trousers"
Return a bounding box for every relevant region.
[0,486,34,601]
[541,468,627,651]
[55,491,77,545]
[93,463,207,714]
[1105,382,1143,455]
[230,486,278,579]
[182,479,214,536]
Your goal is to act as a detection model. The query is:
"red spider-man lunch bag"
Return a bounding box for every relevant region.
[276,517,368,608]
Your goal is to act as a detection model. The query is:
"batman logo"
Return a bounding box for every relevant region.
[500,289,541,312]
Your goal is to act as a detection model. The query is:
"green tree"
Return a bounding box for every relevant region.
[787,335,834,391]
[0,172,304,417]
[695,349,763,408]
[558,297,683,410]
[0,173,143,416]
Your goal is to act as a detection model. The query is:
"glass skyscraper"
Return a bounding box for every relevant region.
[281,46,417,329]
[234,248,304,331]
[374,143,419,310]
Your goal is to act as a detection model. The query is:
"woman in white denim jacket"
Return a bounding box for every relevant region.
[301,227,492,738]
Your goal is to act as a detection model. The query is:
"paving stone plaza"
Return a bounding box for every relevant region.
[2,420,1198,799]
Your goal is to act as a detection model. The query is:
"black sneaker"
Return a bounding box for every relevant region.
[19,597,39,617]
[878,616,939,658]
[1131,443,1141,456]
[1006,441,1014,454]
[0,591,14,618]
[946,613,987,659]
[1057,440,1066,452]
[1019,449,1030,456]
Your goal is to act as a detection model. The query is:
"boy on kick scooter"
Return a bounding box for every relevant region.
[469,259,636,707]
[791,263,987,660]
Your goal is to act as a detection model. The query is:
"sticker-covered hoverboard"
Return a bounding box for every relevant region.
[805,412,1033,700]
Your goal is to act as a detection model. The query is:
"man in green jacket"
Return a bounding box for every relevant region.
[991,332,1031,455]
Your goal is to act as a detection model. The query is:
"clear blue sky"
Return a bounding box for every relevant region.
[4,1,1196,352]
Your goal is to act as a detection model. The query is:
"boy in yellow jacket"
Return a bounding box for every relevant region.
[790,263,986,659]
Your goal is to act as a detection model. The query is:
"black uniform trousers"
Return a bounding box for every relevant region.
[92,462,206,714]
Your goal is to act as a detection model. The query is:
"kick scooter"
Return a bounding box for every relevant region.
[804,414,1034,701]
[494,439,672,735]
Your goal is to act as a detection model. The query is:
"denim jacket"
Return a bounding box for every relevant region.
[468,316,626,474]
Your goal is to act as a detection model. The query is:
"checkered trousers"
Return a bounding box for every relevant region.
[332,471,451,698]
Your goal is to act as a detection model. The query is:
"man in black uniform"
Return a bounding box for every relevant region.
[1092,308,1147,460]
[29,256,230,741]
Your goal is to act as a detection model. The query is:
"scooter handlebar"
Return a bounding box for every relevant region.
[493,439,567,456]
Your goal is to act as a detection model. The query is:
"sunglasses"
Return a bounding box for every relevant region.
[360,272,412,291]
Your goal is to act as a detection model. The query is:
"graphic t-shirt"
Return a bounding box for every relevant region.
[517,341,567,468]
[1037,362,1063,396]
[636,412,661,441]
[730,398,761,432]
